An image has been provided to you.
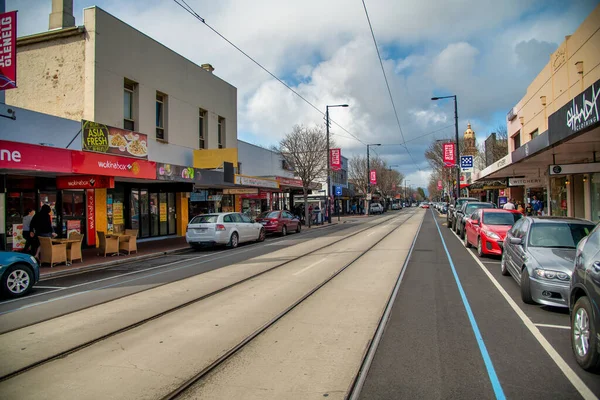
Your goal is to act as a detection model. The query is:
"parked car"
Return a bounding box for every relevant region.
[421,203,430,209]
[464,209,523,257]
[569,222,600,371]
[447,197,478,230]
[255,210,301,236]
[186,212,266,249]
[501,216,595,307]
[440,204,448,214]
[391,203,402,210]
[455,201,494,238]
[0,251,40,298]
[369,203,384,214]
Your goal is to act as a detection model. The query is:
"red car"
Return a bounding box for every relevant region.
[255,210,301,236]
[463,209,523,257]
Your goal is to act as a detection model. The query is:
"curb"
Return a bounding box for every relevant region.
[39,246,191,281]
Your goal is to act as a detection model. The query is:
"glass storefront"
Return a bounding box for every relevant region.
[550,176,568,217]
[590,173,600,222]
[107,189,126,235]
[130,188,177,238]
[61,190,85,237]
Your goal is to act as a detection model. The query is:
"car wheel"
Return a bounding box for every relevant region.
[464,232,471,248]
[281,225,287,236]
[296,223,301,233]
[258,229,266,242]
[229,232,239,248]
[520,267,534,304]
[2,264,34,298]
[500,253,509,276]
[477,237,484,257]
[460,224,465,239]
[453,220,458,233]
[571,296,600,372]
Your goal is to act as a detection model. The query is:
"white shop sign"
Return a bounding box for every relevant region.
[508,177,544,187]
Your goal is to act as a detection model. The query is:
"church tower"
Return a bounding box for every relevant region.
[463,123,478,156]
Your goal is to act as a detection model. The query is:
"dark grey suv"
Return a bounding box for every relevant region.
[446,197,477,230]
[570,222,600,372]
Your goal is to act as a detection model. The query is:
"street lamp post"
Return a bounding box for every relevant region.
[366,143,381,215]
[326,104,349,224]
[432,95,460,201]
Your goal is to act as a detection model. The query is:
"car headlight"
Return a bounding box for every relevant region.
[30,255,38,265]
[534,269,570,281]
[482,230,500,240]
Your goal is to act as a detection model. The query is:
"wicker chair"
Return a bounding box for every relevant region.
[39,237,67,267]
[119,229,138,255]
[67,232,84,263]
[97,231,119,257]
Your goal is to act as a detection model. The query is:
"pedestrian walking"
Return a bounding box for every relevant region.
[22,208,35,255]
[525,203,533,216]
[503,198,516,210]
[517,202,525,213]
[31,204,56,261]
[532,195,543,216]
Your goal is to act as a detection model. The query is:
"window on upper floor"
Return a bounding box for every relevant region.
[218,117,225,148]
[156,92,167,141]
[513,131,521,149]
[530,129,539,140]
[124,79,136,131]
[199,109,207,149]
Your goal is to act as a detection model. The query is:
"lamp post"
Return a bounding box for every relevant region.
[366,143,381,215]
[432,95,460,201]
[326,104,349,224]
[404,179,410,204]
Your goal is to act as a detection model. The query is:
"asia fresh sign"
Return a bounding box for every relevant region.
[0,11,17,91]
[330,148,341,171]
[369,169,377,185]
[82,120,148,160]
[72,151,156,179]
[442,143,455,167]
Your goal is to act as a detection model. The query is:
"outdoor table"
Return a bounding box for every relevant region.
[52,239,81,266]
[106,234,132,255]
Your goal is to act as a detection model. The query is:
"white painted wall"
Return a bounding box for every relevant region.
[238,141,294,178]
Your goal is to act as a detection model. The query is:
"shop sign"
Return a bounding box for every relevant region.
[72,151,156,180]
[234,175,279,189]
[113,202,124,225]
[369,169,377,185]
[508,177,544,187]
[12,224,25,250]
[160,203,167,222]
[156,163,197,182]
[223,188,259,195]
[87,189,96,246]
[549,79,600,144]
[0,140,73,172]
[276,177,304,188]
[56,175,115,190]
[66,220,81,236]
[442,143,456,167]
[0,11,17,91]
[330,148,342,171]
[511,131,549,163]
[549,162,600,176]
[208,194,223,201]
[81,119,148,160]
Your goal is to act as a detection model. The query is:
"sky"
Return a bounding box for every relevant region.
[7,0,599,189]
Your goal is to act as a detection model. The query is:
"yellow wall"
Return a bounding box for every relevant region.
[507,4,600,152]
[94,189,107,248]
[193,148,238,169]
[176,193,189,236]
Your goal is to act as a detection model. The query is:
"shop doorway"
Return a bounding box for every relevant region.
[61,190,85,237]
[131,189,177,238]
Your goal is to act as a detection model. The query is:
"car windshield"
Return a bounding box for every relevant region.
[465,203,492,213]
[483,212,522,225]
[190,214,218,224]
[259,211,280,219]
[457,199,477,207]
[528,223,595,248]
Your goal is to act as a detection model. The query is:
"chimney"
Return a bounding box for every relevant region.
[201,64,215,73]
[49,0,76,30]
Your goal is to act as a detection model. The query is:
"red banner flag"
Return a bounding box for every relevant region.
[330,148,341,171]
[437,180,443,190]
[0,11,17,91]
[442,142,455,167]
[369,169,377,185]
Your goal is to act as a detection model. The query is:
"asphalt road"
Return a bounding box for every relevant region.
[359,209,600,400]
[0,212,402,333]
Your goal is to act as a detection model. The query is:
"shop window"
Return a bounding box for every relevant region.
[156,92,167,141]
[199,109,207,149]
[107,190,125,234]
[218,117,225,148]
[168,193,176,235]
[159,193,168,235]
[130,189,140,232]
[513,131,521,149]
[590,173,600,222]
[124,79,136,131]
[550,177,568,217]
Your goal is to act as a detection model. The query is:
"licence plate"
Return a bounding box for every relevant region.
[195,228,207,233]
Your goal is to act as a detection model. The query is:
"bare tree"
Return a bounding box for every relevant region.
[276,125,330,225]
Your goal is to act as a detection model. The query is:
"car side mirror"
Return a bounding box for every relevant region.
[509,237,522,245]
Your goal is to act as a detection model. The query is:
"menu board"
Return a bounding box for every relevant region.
[67,220,82,236]
[82,119,148,159]
[12,224,25,250]
[160,203,167,222]
[113,202,124,225]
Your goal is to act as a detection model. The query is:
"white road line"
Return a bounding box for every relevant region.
[367,231,378,237]
[33,286,65,290]
[293,258,326,276]
[535,323,570,330]
[443,216,597,400]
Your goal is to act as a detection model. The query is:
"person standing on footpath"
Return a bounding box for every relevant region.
[30,204,56,261]
[22,209,35,255]
[525,203,534,216]
[503,198,516,210]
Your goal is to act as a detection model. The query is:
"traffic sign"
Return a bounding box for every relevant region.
[460,155,473,171]
[334,186,342,196]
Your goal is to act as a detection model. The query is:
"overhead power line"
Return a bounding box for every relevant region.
[173,0,366,145]
[361,0,421,171]
[383,124,454,146]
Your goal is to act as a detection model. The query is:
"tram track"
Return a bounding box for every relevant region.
[0,211,414,385]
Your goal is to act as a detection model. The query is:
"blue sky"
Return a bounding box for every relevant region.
[7,0,599,188]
